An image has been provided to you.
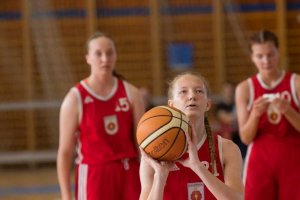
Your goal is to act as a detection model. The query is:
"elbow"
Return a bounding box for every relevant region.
[240,133,252,145]
[236,194,244,200]
[223,192,244,200]
[57,148,74,164]
[232,190,244,200]
[241,137,251,145]
[238,191,244,200]
[295,126,300,133]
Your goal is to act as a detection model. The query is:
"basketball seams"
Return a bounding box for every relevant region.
[181,117,190,156]
[159,111,185,161]
[138,115,174,125]
[138,116,173,148]
[138,115,189,127]
[138,106,189,125]
[169,112,189,160]
[140,116,183,148]
[136,105,191,161]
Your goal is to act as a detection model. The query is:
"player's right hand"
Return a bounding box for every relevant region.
[252,96,270,118]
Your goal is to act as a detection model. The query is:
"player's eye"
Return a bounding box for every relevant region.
[96,51,102,57]
[107,50,114,57]
[257,54,263,59]
[179,90,187,94]
[268,52,275,58]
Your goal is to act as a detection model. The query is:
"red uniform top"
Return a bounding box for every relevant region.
[73,78,138,164]
[248,71,300,144]
[163,135,224,200]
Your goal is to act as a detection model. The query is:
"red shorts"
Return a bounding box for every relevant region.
[75,158,140,200]
[244,136,300,200]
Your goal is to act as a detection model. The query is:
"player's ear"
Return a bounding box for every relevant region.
[85,54,90,65]
[206,99,212,111]
[168,100,174,107]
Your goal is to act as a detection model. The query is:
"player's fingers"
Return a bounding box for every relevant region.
[140,147,160,167]
[184,129,192,144]
[185,125,198,145]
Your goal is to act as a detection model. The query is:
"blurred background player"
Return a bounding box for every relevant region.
[235,29,300,200]
[57,32,145,200]
[139,72,244,200]
[139,86,155,111]
[214,82,247,159]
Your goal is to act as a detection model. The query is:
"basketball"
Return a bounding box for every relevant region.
[136,105,191,161]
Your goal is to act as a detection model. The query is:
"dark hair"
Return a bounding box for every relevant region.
[248,30,279,52]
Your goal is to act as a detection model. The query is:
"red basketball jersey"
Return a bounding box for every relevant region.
[163,135,224,200]
[244,72,300,199]
[74,78,139,164]
[247,71,300,144]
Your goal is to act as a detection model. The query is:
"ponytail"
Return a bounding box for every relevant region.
[204,113,217,175]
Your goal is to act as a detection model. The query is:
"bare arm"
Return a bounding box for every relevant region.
[139,150,171,200]
[235,80,269,144]
[57,89,78,200]
[179,134,244,200]
[220,138,244,199]
[139,157,155,200]
[127,83,146,154]
[127,83,146,133]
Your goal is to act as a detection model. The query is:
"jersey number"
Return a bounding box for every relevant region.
[115,97,130,112]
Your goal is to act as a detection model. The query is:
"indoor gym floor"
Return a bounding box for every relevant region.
[0,164,75,200]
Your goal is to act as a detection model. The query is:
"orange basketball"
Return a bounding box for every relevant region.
[136,105,191,161]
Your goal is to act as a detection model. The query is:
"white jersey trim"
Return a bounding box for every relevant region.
[217,135,224,171]
[196,133,207,150]
[242,143,253,184]
[123,80,132,103]
[71,87,83,164]
[257,71,285,89]
[75,138,83,164]
[291,73,300,107]
[71,87,82,124]
[247,78,254,111]
[80,77,118,101]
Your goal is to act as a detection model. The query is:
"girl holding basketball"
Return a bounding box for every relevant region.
[139,72,244,200]
[57,32,145,200]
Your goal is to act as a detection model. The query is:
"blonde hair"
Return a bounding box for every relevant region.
[167,71,216,174]
[167,71,210,99]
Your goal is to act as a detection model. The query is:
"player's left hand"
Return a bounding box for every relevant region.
[272,97,290,114]
[178,126,201,171]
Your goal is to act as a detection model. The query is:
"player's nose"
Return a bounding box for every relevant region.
[188,91,196,100]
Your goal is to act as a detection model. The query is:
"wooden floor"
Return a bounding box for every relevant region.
[0,164,74,200]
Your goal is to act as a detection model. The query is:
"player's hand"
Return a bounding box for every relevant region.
[140,148,173,181]
[272,96,290,114]
[178,127,201,171]
[252,96,270,118]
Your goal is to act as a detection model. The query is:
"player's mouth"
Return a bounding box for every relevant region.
[101,64,111,68]
[186,104,197,108]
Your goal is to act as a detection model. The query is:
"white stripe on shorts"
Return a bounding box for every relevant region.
[78,164,88,200]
